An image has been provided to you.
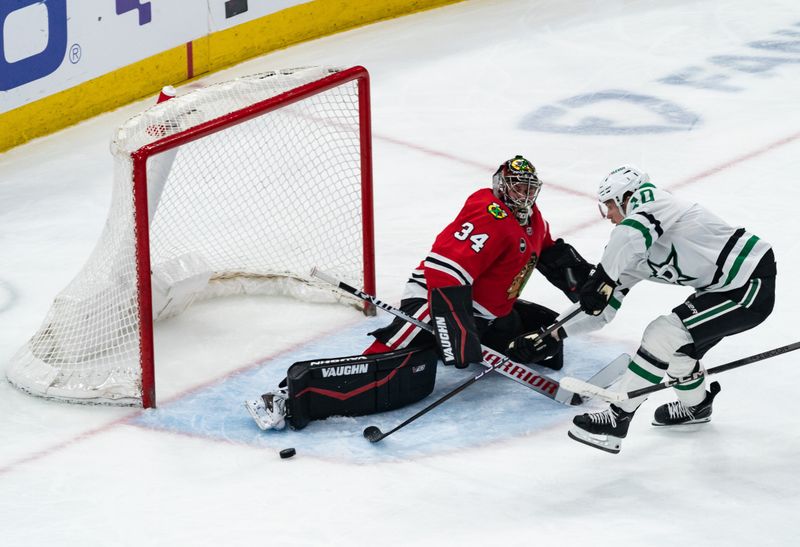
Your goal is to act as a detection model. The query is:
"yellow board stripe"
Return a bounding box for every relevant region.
[0,0,464,153]
[1,43,191,153]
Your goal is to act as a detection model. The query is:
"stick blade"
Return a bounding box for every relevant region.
[310,266,337,287]
[560,377,625,403]
[585,353,629,389]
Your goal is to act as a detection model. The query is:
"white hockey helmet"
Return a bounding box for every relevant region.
[597,164,649,216]
[492,155,541,223]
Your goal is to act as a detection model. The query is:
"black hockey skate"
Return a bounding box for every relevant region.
[568,404,635,454]
[652,381,721,427]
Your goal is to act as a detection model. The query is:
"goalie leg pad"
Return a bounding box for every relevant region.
[367,298,434,350]
[429,285,482,368]
[284,345,438,430]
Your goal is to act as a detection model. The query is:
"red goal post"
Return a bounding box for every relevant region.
[7,66,375,408]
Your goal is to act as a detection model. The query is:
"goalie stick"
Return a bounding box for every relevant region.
[311,267,581,404]
[310,268,623,405]
[359,306,581,443]
[560,341,800,403]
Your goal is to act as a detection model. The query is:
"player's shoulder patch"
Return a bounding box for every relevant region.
[487,202,508,220]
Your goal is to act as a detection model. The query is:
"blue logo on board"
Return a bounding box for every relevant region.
[0,0,68,91]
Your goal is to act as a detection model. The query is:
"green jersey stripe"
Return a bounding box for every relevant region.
[674,377,705,391]
[628,361,663,384]
[739,278,761,308]
[619,218,653,248]
[723,235,760,287]
[684,300,738,328]
[609,295,622,310]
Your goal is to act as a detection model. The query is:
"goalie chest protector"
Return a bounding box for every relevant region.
[285,345,438,430]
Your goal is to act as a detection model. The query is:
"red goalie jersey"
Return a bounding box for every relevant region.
[402,188,556,319]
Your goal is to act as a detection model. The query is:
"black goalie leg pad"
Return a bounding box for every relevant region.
[284,345,438,430]
[429,285,482,368]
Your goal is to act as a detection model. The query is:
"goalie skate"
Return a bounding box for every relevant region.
[244,389,288,431]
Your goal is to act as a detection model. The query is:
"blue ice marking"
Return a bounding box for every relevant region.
[520,90,700,135]
[131,318,628,463]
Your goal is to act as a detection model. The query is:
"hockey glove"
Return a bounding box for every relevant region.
[507,327,564,364]
[429,285,482,369]
[578,264,616,316]
[537,239,594,303]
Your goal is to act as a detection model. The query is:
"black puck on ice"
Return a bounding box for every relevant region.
[363,426,383,443]
[279,448,296,459]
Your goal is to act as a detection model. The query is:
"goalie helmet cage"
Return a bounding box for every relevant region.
[7,66,375,408]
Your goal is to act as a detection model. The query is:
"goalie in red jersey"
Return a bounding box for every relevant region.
[365,155,592,368]
[245,156,593,431]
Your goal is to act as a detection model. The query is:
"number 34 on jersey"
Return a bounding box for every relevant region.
[454,222,489,253]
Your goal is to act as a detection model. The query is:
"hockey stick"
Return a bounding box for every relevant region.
[360,309,580,443]
[560,341,800,403]
[311,267,582,405]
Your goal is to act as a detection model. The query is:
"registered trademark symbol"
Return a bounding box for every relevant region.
[69,43,82,64]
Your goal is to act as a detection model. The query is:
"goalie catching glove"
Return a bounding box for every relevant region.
[578,264,616,316]
[429,285,483,368]
[507,327,565,368]
[537,239,593,303]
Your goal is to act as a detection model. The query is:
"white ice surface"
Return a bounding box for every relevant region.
[1,1,800,545]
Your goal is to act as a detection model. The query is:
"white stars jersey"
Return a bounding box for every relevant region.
[401,188,556,320]
[602,182,770,293]
[562,181,772,338]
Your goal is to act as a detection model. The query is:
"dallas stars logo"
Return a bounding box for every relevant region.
[647,245,696,285]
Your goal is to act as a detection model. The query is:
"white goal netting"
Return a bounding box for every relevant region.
[7,66,373,406]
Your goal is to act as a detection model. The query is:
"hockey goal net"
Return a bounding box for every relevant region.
[7,66,375,408]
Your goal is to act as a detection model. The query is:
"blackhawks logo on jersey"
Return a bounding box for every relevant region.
[507,255,537,299]
[487,202,508,220]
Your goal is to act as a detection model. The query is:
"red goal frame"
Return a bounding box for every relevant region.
[130,66,375,408]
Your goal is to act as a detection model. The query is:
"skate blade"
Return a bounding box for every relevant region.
[651,416,711,427]
[567,427,622,454]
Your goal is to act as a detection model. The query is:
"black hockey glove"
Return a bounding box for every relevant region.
[507,327,564,364]
[429,285,483,369]
[537,239,594,303]
[578,264,616,316]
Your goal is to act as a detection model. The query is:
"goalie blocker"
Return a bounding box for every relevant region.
[282,345,438,430]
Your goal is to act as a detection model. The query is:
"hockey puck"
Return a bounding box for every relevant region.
[279,448,296,459]
[363,426,384,443]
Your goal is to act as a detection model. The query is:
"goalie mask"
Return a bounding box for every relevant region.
[492,155,541,224]
[597,164,649,218]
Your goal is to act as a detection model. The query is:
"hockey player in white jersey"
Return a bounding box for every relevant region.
[549,165,776,454]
